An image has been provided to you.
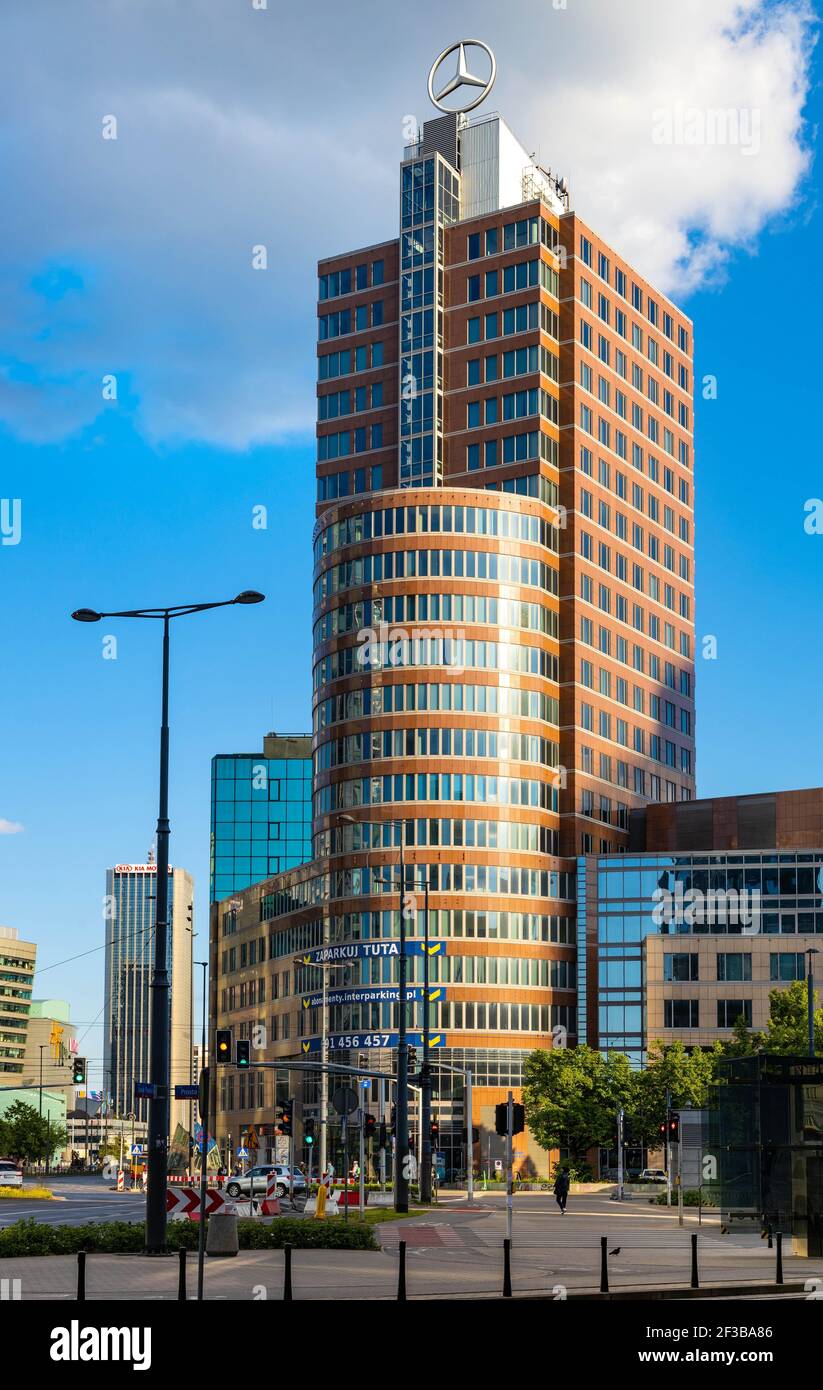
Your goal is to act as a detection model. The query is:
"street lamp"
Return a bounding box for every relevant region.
[806,949,820,1056]
[71,590,265,1252]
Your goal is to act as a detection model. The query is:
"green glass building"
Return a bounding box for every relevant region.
[210,733,313,902]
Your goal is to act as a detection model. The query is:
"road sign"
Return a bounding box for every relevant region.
[130,1144,146,1156]
[174,1084,199,1099]
[134,1081,156,1099]
[166,1186,227,1219]
[296,939,448,967]
[300,986,447,1009]
[332,1085,359,1116]
[300,1031,446,1054]
[237,1146,249,1158]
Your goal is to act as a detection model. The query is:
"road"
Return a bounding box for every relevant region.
[0,1174,146,1227]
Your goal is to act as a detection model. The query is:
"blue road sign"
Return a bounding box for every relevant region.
[299,1031,447,1055]
[300,986,447,1009]
[296,939,448,967]
[174,1084,199,1099]
[130,1144,145,1156]
[134,1081,156,1099]
[237,1146,249,1158]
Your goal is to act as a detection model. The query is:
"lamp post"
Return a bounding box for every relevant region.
[806,949,819,1057]
[71,590,265,1252]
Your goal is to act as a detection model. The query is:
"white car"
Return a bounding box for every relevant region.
[640,1167,668,1184]
[0,1160,23,1189]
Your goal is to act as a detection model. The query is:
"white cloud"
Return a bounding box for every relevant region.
[0,0,814,448]
[0,820,24,835]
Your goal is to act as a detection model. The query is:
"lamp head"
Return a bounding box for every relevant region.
[71,608,103,623]
[234,590,265,605]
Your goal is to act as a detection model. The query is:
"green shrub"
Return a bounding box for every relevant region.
[0,1215,378,1257]
[654,1189,717,1207]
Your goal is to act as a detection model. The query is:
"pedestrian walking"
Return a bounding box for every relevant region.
[554,1167,570,1214]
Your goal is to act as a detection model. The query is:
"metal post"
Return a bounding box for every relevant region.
[395,823,409,1213]
[146,614,171,1253]
[466,1067,474,1204]
[665,1090,672,1207]
[319,926,329,1178]
[808,954,817,1056]
[288,1133,294,1207]
[359,1102,365,1219]
[177,1247,187,1301]
[419,878,433,1204]
[77,1250,86,1301]
[506,1090,513,1245]
[599,1235,609,1293]
[503,1238,512,1297]
[379,1077,386,1192]
[283,1243,293,1301]
[342,1115,349,1222]
[775,1231,783,1285]
[397,1239,406,1300]
[197,963,208,1302]
[690,1232,699,1289]
[617,1107,624,1201]
[677,1129,683,1227]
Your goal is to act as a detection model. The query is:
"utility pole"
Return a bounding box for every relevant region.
[617,1107,624,1201]
[506,1090,514,1244]
[665,1088,672,1207]
[466,1067,474,1204]
[419,876,433,1204]
[395,824,409,1213]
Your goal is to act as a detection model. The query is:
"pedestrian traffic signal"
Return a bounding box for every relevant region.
[72,1057,86,1086]
[429,1119,439,1142]
[277,1098,294,1137]
[216,1030,232,1064]
[512,1103,525,1136]
[235,1040,251,1068]
[658,1121,667,1138]
[668,1114,680,1142]
[305,1119,315,1146]
[363,1113,376,1139]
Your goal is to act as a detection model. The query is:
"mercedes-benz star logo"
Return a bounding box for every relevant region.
[427,40,497,115]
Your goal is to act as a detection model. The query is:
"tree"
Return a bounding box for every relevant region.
[523,1046,633,1165]
[630,1041,723,1146]
[0,1101,68,1164]
[718,981,823,1057]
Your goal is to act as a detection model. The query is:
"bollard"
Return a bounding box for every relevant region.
[397,1240,406,1301]
[600,1236,609,1294]
[690,1232,699,1289]
[77,1250,86,1301]
[503,1238,512,1297]
[283,1243,293,1301]
[767,1226,773,1249]
[178,1246,187,1301]
[775,1232,783,1286]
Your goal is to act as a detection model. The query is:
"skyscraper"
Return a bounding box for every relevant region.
[211,43,696,1170]
[210,732,312,902]
[104,860,193,1136]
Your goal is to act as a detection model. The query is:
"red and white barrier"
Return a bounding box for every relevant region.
[259,1170,281,1216]
[166,1185,229,1220]
[116,1169,125,1191]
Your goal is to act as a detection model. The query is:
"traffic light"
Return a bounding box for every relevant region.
[278,1098,294,1137]
[235,1039,251,1068]
[363,1113,377,1140]
[216,1029,232,1064]
[668,1113,680,1142]
[429,1119,439,1143]
[658,1121,667,1139]
[305,1119,315,1146]
[495,1102,508,1136]
[407,1046,418,1073]
[512,1103,525,1136]
[72,1057,86,1086]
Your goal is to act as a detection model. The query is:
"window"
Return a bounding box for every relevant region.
[663,953,698,982]
[717,999,752,1028]
[770,953,805,982]
[664,1000,699,1027]
[716,953,752,982]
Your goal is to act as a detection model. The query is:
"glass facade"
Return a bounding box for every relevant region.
[579,850,823,1066]
[210,749,312,902]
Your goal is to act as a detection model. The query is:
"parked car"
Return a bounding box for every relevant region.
[225,1165,307,1199]
[0,1160,23,1189]
[639,1167,668,1183]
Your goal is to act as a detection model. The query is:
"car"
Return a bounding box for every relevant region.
[225,1164,307,1199]
[0,1160,23,1189]
[639,1168,668,1183]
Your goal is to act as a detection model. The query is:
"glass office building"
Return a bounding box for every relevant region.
[578,849,823,1065]
[210,733,312,902]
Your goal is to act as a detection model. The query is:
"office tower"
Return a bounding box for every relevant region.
[104,859,193,1135]
[211,44,696,1171]
[210,732,312,902]
[581,788,823,1065]
[20,998,77,1105]
[0,927,36,1078]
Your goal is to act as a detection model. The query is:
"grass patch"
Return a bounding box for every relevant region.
[0,1186,53,1201]
[0,1216,378,1257]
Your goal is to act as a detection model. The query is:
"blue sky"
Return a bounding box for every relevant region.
[0,0,820,1089]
